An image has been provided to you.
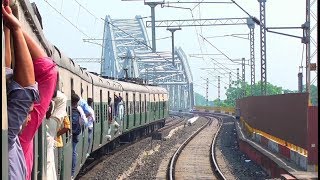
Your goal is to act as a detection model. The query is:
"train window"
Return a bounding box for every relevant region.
[69,58,75,67]
[54,45,61,58]
[126,93,129,129]
[133,93,136,113]
[144,94,147,112]
[136,95,139,114]
[105,104,108,121]
[100,89,102,123]
[130,102,133,114]
[81,83,83,97]
[139,94,141,113]
[71,78,74,92]
[87,85,89,100]
[141,101,144,113]
[66,105,71,143]
[94,104,99,123]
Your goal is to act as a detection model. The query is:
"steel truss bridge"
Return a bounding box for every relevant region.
[101,15,194,111]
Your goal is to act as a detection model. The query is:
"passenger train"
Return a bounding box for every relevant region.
[2,0,169,179]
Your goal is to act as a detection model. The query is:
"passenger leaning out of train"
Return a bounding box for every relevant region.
[118,95,124,133]
[73,89,93,121]
[3,3,58,180]
[45,89,68,180]
[3,3,40,179]
[54,90,71,179]
[86,98,95,158]
[107,97,120,138]
[71,92,88,179]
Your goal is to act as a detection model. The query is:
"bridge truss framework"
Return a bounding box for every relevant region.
[101,15,194,111]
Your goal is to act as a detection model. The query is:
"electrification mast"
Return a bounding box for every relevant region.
[258,0,267,96]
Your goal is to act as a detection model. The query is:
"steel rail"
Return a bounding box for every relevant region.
[168,116,218,180]
[210,116,227,180]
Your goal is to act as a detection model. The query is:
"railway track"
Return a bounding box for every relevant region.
[167,116,226,180]
[77,115,188,179]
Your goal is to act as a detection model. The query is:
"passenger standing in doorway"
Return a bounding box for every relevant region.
[86,98,95,158]
[4,5,59,180]
[45,89,68,180]
[45,101,57,180]
[3,3,40,179]
[118,95,124,134]
[71,92,88,179]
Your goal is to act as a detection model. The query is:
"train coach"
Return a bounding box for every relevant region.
[1,0,169,179]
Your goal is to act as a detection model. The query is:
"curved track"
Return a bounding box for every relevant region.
[168,116,226,180]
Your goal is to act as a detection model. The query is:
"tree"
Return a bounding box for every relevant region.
[310,85,318,106]
[223,80,284,107]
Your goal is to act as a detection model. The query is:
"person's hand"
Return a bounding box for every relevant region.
[2,5,21,31]
[3,0,9,7]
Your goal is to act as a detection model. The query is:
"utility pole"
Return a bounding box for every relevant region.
[247,18,255,96]
[218,76,221,105]
[167,27,181,66]
[237,68,240,86]
[206,78,209,106]
[298,72,303,93]
[242,58,246,97]
[229,72,232,88]
[145,1,164,52]
[258,0,267,95]
[304,0,311,100]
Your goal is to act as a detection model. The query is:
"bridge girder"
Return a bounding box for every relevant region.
[101,15,194,111]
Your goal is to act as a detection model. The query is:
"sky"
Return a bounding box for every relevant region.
[31,0,317,100]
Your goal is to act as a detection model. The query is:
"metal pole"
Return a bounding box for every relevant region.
[167,28,181,66]
[305,0,311,98]
[237,68,240,85]
[229,72,232,88]
[206,78,209,106]
[218,76,221,104]
[247,18,255,96]
[258,0,267,95]
[298,72,303,92]
[171,31,175,66]
[242,58,246,97]
[151,5,156,52]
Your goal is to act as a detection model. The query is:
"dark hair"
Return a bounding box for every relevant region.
[108,97,112,104]
[87,98,93,106]
[71,90,75,95]
[52,89,58,98]
[71,93,80,106]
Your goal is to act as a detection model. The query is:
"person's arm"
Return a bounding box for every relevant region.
[18,30,57,143]
[77,106,88,126]
[2,5,35,87]
[57,115,70,136]
[4,26,11,68]
[22,29,46,61]
[57,128,69,137]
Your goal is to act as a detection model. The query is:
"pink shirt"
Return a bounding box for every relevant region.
[19,57,57,180]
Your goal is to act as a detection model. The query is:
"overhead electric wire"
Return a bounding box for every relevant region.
[209,57,238,77]
[43,0,92,38]
[200,34,242,65]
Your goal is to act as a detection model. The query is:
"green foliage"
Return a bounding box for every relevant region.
[310,85,318,106]
[195,82,318,107]
[216,80,285,107]
[194,92,214,106]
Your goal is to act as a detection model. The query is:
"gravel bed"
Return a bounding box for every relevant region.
[216,116,271,180]
[80,116,208,180]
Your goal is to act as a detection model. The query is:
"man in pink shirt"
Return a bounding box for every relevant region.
[17,17,58,180]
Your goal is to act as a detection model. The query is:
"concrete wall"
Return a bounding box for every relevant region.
[236,93,308,149]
